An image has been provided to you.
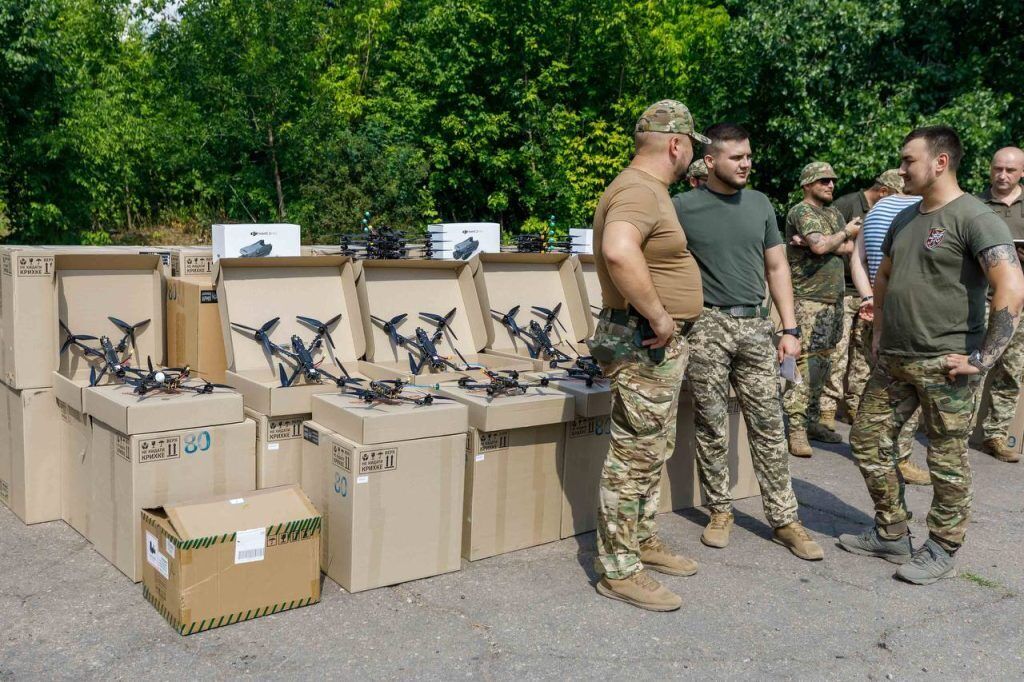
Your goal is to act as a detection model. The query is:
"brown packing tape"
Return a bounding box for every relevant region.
[437,439,453,573]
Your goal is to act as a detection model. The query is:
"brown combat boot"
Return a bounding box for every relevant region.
[807,422,842,444]
[819,409,836,430]
[595,569,682,611]
[772,521,824,561]
[640,536,698,576]
[898,459,932,485]
[982,437,1020,463]
[701,511,734,548]
[789,429,812,457]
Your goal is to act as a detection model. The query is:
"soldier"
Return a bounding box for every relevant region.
[975,147,1024,463]
[687,158,708,189]
[821,170,905,428]
[673,123,822,560]
[589,99,709,611]
[840,126,1024,584]
[783,162,862,456]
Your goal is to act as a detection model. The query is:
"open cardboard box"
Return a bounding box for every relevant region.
[217,256,367,416]
[356,258,534,383]
[311,392,468,445]
[472,253,592,371]
[166,276,227,383]
[577,254,601,330]
[170,247,214,281]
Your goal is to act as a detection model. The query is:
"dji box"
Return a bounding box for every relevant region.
[426,223,500,260]
[569,228,594,254]
[212,224,301,261]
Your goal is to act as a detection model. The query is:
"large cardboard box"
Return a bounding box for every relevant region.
[971,375,1024,454]
[165,277,227,383]
[53,373,92,537]
[141,485,321,636]
[0,246,59,388]
[85,384,256,581]
[246,408,308,489]
[217,256,366,415]
[577,254,601,330]
[300,421,466,592]
[356,259,534,383]
[0,383,61,524]
[559,415,610,538]
[310,391,469,445]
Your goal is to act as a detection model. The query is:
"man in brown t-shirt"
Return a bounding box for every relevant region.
[588,99,708,612]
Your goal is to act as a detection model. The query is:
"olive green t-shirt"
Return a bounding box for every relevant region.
[785,202,846,303]
[977,186,1024,240]
[832,190,869,296]
[592,167,703,321]
[880,193,1012,356]
[671,186,782,307]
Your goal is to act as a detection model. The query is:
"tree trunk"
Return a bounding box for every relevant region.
[268,125,286,219]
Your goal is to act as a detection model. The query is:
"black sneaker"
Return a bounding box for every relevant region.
[895,539,956,585]
[837,527,912,564]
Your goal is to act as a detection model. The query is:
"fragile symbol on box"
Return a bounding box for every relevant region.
[479,430,510,452]
[139,436,181,463]
[332,443,352,473]
[16,256,54,277]
[569,417,610,439]
[358,448,397,474]
[184,257,212,275]
[114,434,131,462]
[1,254,11,276]
[268,418,303,441]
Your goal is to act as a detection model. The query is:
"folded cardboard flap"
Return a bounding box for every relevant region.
[153,485,319,540]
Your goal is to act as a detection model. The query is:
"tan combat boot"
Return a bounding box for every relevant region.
[640,536,698,576]
[819,409,836,430]
[898,459,932,485]
[807,422,842,444]
[701,511,734,548]
[595,569,682,611]
[982,437,1021,463]
[772,521,824,561]
[789,429,813,457]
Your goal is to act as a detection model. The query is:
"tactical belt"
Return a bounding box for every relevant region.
[703,303,770,319]
[600,307,695,335]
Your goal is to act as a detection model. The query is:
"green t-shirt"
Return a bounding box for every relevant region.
[832,191,869,296]
[785,202,846,303]
[881,193,1012,356]
[672,186,782,307]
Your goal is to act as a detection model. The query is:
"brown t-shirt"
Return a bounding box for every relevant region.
[592,167,702,320]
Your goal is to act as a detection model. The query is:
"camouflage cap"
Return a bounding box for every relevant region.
[635,100,711,144]
[875,169,904,192]
[688,158,709,180]
[799,161,838,186]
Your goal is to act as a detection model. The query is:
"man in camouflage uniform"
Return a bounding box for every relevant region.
[840,126,1024,584]
[673,122,822,560]
[821,169,905,427]
[588,100,709,611]
[975,146,1024,463]
[783,162,862,456]
[686,158,708,189]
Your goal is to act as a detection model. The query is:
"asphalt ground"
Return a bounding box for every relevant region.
[2,423,1022,680]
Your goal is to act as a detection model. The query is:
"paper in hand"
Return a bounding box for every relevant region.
[779,355,801,384]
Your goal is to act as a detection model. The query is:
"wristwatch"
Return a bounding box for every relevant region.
[782,327,801,338]
[968,350,986,371]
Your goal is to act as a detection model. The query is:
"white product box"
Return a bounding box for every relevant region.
[426,223,501,260]
[569,228,593,254]
[212,224,301,261]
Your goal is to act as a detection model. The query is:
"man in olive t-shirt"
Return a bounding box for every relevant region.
[783,162,861,456]
[672,122,822,561]
[840,126,1024,584]
[588,99,709,612]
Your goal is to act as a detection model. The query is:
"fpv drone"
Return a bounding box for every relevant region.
[549,355,605,387]
[59,316,151,386]
[369,308,476,375]
[456,369,549,398]
[340,378,452,407]
[490,303,573,363]
[239,239,273,258]
[122,357,233,397]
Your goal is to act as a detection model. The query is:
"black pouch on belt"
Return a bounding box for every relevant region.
[629,306,665,364]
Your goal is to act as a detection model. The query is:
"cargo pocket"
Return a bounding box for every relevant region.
[928,385,975,437]
[614,382,676,439]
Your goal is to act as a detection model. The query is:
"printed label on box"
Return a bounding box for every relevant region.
[199,290,217,304]
[358,448,397,474]
[332,443,351,473]
[303,425,319,445]
[114,434,131,462]
[183,256,213,276]
[569,416,611,439]
[145,531,170,579]
[268,417,303,442]
[234,528,266,564]
[16,255,54,277]
[728,397,741,415]
[138,436,181,463]
[479,430,510,452]
[165,537,176,558]
[57,399,84,425]
[1,253,11,276]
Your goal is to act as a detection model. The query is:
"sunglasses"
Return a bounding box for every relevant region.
[815,178,835,186]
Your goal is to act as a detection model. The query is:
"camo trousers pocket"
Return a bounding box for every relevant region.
[926,382,978,437]
[588,318,637,365]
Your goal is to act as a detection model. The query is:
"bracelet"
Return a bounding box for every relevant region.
[861,295,873,303]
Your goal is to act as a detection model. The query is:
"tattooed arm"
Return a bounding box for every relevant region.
[947,244,1024,378]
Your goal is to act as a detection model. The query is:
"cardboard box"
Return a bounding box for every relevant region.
[569,228,594,254]
[141,485,321,635]
[972,375,1024,454]
[171,247,214,280]
[560,414,611,538]
[86,384,256,581]
[212,224,301,260]
[217,256,366,415]
[311,391,468,445]
[437,383,574,432]
[576,254,601,331]
[53,373,92,537]
[300,422,465,592]
[0,383,61,524]
[1,246,59,388]
[165,277,227,383]
[356,259,533,382]
[426,223,500,260]
[246,408,308,489]
[462,425,565,560]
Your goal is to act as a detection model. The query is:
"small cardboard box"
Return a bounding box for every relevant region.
[53,373,93,537]
[141,485,321,636]
[170,247,214,280]
[300,422,465,592]
[356,259,534,383]
[311,391,468,445]
[213,224,301,260]
[218,256,366,415]
[0,382,61,524]
[246,408,308,489]
[165,277,227,383]
[86,384,256,581]
[426,223,500,260]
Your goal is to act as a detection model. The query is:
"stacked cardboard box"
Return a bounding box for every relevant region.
[165,246,227,383]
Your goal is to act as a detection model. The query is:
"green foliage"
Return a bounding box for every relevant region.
[0,0,1021,244]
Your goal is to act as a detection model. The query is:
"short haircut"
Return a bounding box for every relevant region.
[702,122,749,154]
[903,125,963,172]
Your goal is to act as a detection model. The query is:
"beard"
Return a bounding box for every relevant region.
[713,169,748,191]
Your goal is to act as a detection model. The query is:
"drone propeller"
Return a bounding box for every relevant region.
[108,316,150,354]
[370,313,409,348]
[278,363,298,388]
[490,306,522,336]
[58,320,98,356]
[233,317,279,356]
[297,313,343,351]
[532,304,567,333]
[420,308,458,340]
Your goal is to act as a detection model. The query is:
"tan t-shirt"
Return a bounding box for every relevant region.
[593,167,703,320]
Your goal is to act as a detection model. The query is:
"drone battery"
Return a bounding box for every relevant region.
[245,408,308,490]
[0,383,61,524]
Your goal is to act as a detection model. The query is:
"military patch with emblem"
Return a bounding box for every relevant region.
[925,227,946,250]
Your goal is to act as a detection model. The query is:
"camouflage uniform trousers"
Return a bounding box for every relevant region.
[979,321,1024,441]
[860,323,919,460]
[783,298,844,430]
[844,316,873,416]
[821,295,873,417]
[850,354,980,550]
[596,323,690,579]
[687,309,798,527]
